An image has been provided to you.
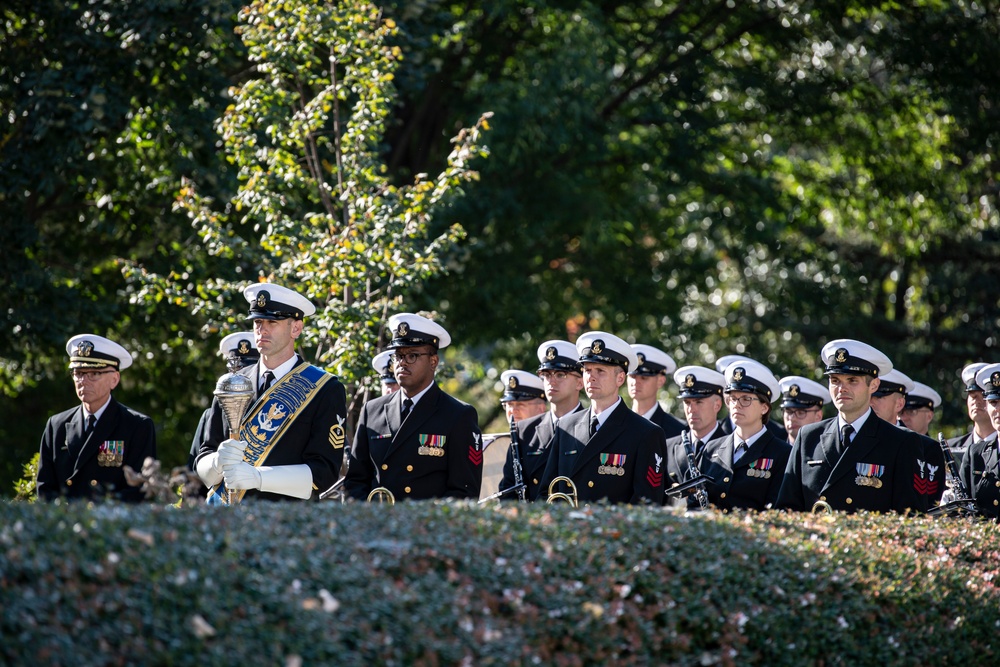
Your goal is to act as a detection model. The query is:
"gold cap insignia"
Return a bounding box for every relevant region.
[685,374,695,388]
[790,384,799,397]
[74,340,94,357]
[591,340,604,355]
[835,348,848,364]
[237,340,251,355]
[397,322,410,336]
[733,367,745,382]
[546,346,557,360]
[256,290,269,308]
[637,352,646,366]
[508,376,518,389]
[992,371,1000,388]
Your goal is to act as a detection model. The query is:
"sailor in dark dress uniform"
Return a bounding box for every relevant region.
[37,334,157,502]
[663,365,726,505]
[627,343,685,438]
[538,332,667,505]
[500,340,586,501]
[700,360,790,510]
[777,339,924,514]
[958,364,1000,519]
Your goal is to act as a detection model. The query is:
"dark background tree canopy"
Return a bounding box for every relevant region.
[2,0,998,493]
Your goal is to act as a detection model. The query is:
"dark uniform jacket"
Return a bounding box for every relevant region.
[198,356,348,500]
[700,430,790,511]
[663,423,722,503]
[958,437,1000,519]
[719,416,787,441]
[37,397,156,502]
[500,404,585,502]
[538,400,668,505]
[346,382,482,501]
[648,405,685,438]
[776,414,923,514]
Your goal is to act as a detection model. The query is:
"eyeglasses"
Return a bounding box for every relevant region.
[72,370,117,382]
[726,395,761,407]
[391,351,433,365]
[783,407,821,418]
[539,371,577,381]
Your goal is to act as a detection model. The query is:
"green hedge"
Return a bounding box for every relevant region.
[2,502,998,666]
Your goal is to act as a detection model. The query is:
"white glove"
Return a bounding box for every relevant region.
[195,452,224,487]
[217,439,249,467]
[223,460,262,491]
[258,464,314,500]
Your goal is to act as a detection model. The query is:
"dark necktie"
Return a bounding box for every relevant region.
[834,423,855,459]
[694,439,704,457]
[589,416,599,437]
[401,398,413,422]
[733,440,747,463]
[85,414,97,435]
[260,371,275,396]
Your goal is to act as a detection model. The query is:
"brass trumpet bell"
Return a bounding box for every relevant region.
[367,487,396,504]
[811,499,833,514]
[546,476,579,508]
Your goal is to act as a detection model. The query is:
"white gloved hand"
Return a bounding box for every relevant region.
[217,439,249,467]
[223,460,262,491]
[195,452,224,487]
[258,464,314,500]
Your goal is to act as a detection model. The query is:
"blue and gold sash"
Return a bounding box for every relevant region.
[208,362,332,504]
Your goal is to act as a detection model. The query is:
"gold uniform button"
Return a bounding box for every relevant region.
[66,479,73,487]
[994,500,999,507]
[720,492,727,499]
[723,477,730,483]
[532,478,538,485]
[406,465,413,472]
[91,480,98,487]
[995,481,1000,488]
[404,486,411,494]
[381,464,388,471]
[588,481,594,488]
[846,498,853,505]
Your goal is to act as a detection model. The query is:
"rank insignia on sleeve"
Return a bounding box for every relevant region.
[912,459,939,496]
[468,436,482,466]
[329,424,346,449]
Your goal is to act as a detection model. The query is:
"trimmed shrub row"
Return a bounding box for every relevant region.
[1,502,998,666]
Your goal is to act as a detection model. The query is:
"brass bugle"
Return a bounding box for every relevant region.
[367,486,395,504]
[811,499,833,514]
[546,476,579,508]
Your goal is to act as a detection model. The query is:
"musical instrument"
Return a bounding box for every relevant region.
[685,430,709,510]
[928,432,978,517]
[367,486,395,504]
[811,499,833,514]
[546,476,578,507]
[665,430,713,508]
[507,416,527,502]
[319,476,346,502]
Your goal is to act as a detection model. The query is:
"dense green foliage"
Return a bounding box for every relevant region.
[3,0,1000,491]
[2,501,998,665]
